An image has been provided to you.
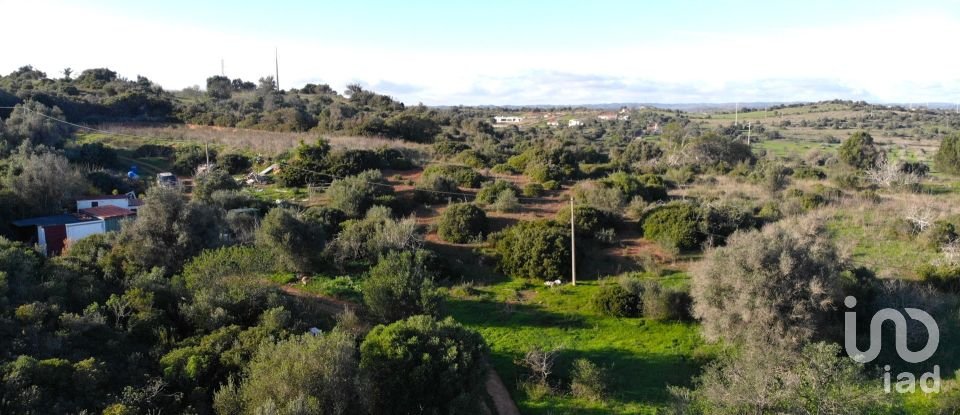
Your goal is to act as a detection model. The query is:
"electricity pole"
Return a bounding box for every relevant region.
[275,48,280,91]
[570,196,576,286]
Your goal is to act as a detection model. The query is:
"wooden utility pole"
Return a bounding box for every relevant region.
[570,196,576,286]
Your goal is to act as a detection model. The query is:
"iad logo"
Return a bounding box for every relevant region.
[843,296,941,393]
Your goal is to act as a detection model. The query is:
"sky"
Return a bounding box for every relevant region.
[2,0,959,105]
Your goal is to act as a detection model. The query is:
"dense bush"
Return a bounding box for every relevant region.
[219,153,252,174]
[132,143,175,158]
[437,203,487,243]
[475,179,519,204]
[601,171,668,203]
[421,164,483,188]
[325,207,420,267]
[691,219,844,348]
[592,283,641,317]
[491,220,570,280]
[838,131,880,170]
[360,315,489,414]
[303,205,348,237]
[918,263,960,293]
[192,167,239,201]
[556,205,616,237]
[66,142,118,167]
[256,207,326,272]
[414,173,460,203]
[642,203,702,252]
[214,330,360,415]
[172,145,216,175]
[936,133,960,175]
[362,250,443,323]
[641,280,692,321]
[325,170,394,217]
[114,186,224,275]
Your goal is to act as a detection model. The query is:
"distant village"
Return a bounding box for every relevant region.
[491,107,662,135]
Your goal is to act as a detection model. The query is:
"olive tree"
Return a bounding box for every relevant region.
[691,218,844,348]
[116,186,225,274]
[255,207,325,273]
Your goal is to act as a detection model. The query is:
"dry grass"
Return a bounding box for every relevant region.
[98,123,431,157]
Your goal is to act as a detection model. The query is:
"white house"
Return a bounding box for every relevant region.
[597,113,618,121]
[546,118,560,127]
[494,116,523,124]
[568,119,584,127]
[76,193,143,213]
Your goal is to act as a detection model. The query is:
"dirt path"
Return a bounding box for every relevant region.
[485,369,521,415]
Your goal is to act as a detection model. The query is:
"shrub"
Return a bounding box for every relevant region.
[556,205,616,236]
[572,181,625,213]
[219,153,252,174]
[437,203,487,243]
[592,283,641,317]
[362,250,443,323]
[838,131,881,170]
[642,203,702,252]
[421,164,483,188]
[791,166,827,180]
[918,263,960,293]
[303,206,348,237]
[569,359,607,403]
[172,145,216,175]
[491,220,570,280]
[691,219,844,348]
[325,170,394,217]
[601,171,668,202]
[215,331,360,415]
[935,133,960,175]
[491,189,520,212]
[132,144,175,158]
[415,173,460,203]
[476,180,519,204]
[522,183,545,197]
[360,316,488,414]
[256,207,326,272]
[641,281,692,321]
[192,168,239,201]
[375,147,414,170]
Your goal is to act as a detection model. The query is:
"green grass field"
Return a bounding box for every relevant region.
[445,279,717,414]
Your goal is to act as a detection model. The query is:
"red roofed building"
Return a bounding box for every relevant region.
[80,205,136,232]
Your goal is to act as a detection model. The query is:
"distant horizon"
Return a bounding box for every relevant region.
[3,0,959,105]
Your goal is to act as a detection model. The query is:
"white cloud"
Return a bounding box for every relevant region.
[1,0,958,104]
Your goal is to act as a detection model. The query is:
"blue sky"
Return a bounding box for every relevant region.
[2,0,959,105]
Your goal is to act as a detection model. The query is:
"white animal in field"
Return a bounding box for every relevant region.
[544,279,563,288]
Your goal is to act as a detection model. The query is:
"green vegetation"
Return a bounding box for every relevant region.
[437,203,487,243]
[4,65,960,414]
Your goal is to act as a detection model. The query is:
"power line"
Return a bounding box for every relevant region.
[0,105,167,141]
